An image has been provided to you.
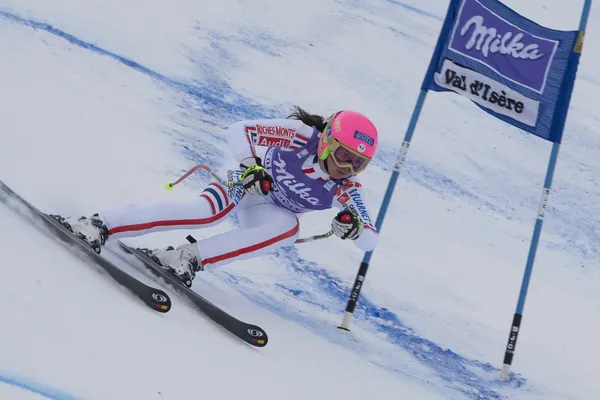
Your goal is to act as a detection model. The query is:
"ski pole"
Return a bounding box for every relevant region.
[165,164,333,244]
[165,164,244,190]
[294,230,333,243]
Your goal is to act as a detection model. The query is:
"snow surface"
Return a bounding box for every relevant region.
[0,0,599,399]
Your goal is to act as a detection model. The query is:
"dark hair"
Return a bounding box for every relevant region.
[287,106,327,131]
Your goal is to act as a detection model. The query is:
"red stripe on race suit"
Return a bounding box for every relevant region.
[201,217,300,267]
[108,201,234,236]
[364,224,377,233]
[200,193,217,215]
[244,127,257,157]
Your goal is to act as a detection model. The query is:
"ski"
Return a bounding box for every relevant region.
[0,180,172,313]
[117,241,269,347]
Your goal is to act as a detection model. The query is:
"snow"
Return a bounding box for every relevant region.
[0,382,50,400]
[0,0,599,399]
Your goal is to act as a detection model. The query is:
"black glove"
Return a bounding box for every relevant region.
[332,210,363,240]
[239,157,274,196]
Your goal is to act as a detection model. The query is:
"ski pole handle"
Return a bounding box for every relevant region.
[207,169,244,188]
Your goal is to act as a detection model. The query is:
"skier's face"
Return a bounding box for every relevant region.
[325,156,353,179]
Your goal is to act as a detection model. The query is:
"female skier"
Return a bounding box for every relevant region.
[53,107,380,287]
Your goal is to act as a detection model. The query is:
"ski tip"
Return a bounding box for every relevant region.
[150,291,172,313]
[246,326,268,347]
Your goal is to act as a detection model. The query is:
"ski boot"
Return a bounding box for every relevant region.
[140,243,203,288]
[50,213,109,254]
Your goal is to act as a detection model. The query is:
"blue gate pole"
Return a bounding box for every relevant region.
[500,0,592,380]
[338,89,427,330]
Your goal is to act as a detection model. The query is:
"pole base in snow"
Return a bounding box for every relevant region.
[337,311,353,331]
[500,364,511,381]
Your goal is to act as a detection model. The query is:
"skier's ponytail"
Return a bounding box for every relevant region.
[287,106,327,132]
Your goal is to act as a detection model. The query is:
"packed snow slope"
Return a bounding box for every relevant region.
[1,0,599,399]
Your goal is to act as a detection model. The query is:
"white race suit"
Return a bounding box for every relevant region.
[99,118,379,270]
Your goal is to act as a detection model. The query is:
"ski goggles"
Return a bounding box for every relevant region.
[328,138,371,174]
[321,119,371,174]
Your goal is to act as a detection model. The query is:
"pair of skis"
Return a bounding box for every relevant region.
[0,180,268,347]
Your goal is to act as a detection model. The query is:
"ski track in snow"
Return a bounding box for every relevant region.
[1,4,597,399]
[224,249,527,400]
[0,372,79,400]
[385,0,444,20]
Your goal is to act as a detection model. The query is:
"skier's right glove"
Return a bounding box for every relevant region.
[239,157,274,196]
[332,210,363,240]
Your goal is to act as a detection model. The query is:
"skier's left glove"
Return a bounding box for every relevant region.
[239,156,274,196]
[332,210,363,240]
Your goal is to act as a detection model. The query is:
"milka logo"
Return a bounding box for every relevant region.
[460,16,544,60]
[273,155,320,205]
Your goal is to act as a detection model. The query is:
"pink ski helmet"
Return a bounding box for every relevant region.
[317,110,378,174]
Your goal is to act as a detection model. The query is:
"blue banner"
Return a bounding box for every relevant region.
[422,0,583,143]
